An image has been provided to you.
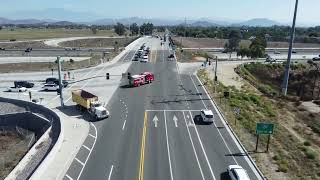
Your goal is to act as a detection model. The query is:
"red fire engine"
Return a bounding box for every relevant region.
[129,72,155,87]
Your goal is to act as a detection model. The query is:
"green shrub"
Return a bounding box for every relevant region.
[305,148,317,159]
[278,163,288,173]
[273,155,281,161]
[304,141,311,146]
[249,94,261,105]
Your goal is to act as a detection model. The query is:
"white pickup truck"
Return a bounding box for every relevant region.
[7,86,27,92]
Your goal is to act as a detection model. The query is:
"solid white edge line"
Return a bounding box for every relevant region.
[107,165,114,180]
[182,111,206,180]
[194,73,265,180]
[164,111,174,180]
[65,174,74,180]
[122,120,126,131]
[188,111,216,180]
[189,74,208,109]
[76,123,98,180]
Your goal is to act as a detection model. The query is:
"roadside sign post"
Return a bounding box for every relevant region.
[29,91,32,101]
[224,91,230,110]
[51,68,54,76]
[234,108,240,125]
[255,122,275,152]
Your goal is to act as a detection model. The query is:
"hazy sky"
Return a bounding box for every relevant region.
[0,0,319,24]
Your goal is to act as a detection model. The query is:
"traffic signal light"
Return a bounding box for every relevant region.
[106,73,110,80]
[127,72,131,79]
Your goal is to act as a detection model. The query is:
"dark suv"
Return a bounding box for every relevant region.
[14,81,34,88]
[45,78,69,87]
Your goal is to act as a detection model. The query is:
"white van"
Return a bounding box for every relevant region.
[200,109,214,123]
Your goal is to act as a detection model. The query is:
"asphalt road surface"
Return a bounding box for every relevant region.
[63,38,263,180]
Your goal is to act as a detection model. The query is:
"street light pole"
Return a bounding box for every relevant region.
[281,0,299,96]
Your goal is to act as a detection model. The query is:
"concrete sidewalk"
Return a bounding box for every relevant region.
[29,37,144,180]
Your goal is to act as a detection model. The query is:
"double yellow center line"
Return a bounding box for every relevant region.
[138,111,148,180]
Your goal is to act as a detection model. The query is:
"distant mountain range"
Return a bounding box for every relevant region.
[0,8,318,27]
[0,16,287,27]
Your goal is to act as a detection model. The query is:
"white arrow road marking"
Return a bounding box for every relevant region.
[153,115,159,128]
[187,115,190,119]
[173,115,178,127]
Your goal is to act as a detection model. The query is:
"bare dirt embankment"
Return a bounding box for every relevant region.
[59,37,137,48]
[199,65,320,179]
[173,37,320,48]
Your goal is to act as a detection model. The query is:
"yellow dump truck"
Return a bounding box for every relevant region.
[72,89,109,120]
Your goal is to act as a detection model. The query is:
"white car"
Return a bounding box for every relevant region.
[42,84,59,91]
[200,109,214,123]
[7,86,27,92]
[228,165,250,180]
[140,55,149,62]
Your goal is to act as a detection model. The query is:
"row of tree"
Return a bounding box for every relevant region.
[114,22,155,36]
[169,25,320,43]
[224,30,267,58]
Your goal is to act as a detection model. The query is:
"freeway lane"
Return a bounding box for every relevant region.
[71,37,263,180]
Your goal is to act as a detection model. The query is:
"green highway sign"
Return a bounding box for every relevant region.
[256,123,274,135]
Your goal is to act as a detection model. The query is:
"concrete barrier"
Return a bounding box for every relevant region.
[0,97,61,180]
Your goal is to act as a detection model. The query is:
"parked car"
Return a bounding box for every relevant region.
[292,50,297,53]
[274,51,281,54]
[228,165,250,180]
[0,47,5,51]
[14,81,34,88]
[7,86,27,92]
[140,55,149,63]
[45,78,68,87]
[133,54,139,61]
[65,47,73,51]
[42,83,59,91]
[265,57,276,63]
[25,47,32,53]
[313,56,320,61]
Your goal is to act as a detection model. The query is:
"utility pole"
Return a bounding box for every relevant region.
[180,17,187,46]
[214,56,218,82]
[57,56,64,108]
[281,0,299,95]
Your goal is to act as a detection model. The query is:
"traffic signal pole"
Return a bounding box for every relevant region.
[57,56,64,108]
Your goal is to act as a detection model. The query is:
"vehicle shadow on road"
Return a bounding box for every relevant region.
[225,152,248,157]
[193,114,213,125]
[57,105,103,122]
[120,84,134,89]
[220,171,231,180]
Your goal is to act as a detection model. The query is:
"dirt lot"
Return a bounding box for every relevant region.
[0,28,116,41]
[173,37,320,48]
[0,41,54,49]
[59,37,137,48]
[0,52,118,73]
[0,131,29,179]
